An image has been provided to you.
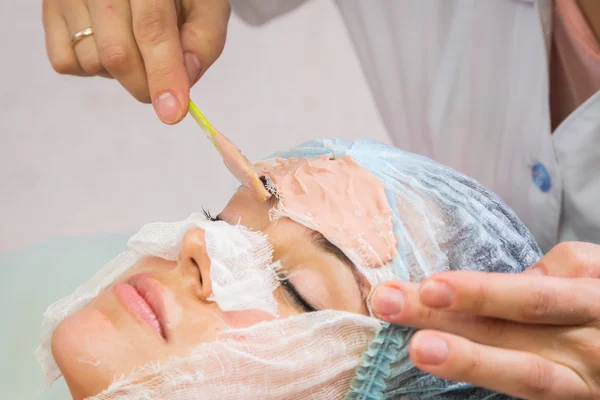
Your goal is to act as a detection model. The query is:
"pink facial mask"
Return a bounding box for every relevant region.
[259,155,397,267]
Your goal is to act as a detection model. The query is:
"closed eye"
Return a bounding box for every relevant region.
[277,274,317,312]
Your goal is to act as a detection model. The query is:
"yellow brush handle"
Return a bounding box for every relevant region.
[188,100,221,153]
[187,99,269,200]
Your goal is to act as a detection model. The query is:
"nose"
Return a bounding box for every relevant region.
[178,228,212,301]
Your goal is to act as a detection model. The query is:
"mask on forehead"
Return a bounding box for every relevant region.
[35,211,382,399]
[257,154,400,314]
[258,155,397,268]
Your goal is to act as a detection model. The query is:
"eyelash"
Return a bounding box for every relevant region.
[202,208,220,222]
[277,274,317,313]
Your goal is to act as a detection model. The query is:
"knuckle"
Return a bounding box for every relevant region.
[187,25,226,53]
[455,343,481,383]
[463,357,481,383]
[553,241,573,256]
[522,358,553,397]
[185,25,227,63]
[80,56,103,75]
[50,56,78,75]
[134,10,169,44]
[206,27,227,59]
[549,241,600,278]
[146,59,176,84]
[524,284,555,319]
[415,304,438,326]
[555,242,586,267]
[565,243,588,268]
[471,277,490,315]
[98,41,130,72]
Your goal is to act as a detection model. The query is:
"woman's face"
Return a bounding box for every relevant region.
[52,185,373,399]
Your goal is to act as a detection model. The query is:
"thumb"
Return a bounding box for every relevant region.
[180,0,231,87]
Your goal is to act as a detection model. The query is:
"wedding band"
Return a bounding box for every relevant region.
[71,27,94,47]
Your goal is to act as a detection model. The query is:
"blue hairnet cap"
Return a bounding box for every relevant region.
[268,139,540,400]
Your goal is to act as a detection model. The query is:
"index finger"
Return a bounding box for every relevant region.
[131,0,188,124]
[419,271,600,325]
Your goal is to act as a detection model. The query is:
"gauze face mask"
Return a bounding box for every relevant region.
[36,211,383,399]
[37,138,541,400]
[36,214,281,385]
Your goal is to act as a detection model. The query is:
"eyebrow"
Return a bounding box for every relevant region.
[308,231,365,300]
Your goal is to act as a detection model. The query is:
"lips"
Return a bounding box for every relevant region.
[114,274,168,340]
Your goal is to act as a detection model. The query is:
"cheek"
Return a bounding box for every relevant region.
[51,292,172,398]
[51,307,123,397]
[221,310,276,329]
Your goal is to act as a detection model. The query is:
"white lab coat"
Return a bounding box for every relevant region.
[232,0,600,253]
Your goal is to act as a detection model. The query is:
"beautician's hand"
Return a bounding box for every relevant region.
[371,242,600,399]
[42,0,230,124]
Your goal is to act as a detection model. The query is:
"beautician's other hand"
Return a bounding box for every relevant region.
[42,0,230,124]
[371,242,600,399]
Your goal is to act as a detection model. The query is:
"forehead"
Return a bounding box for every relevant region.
[220,187,312,254]
[257,155,397,267]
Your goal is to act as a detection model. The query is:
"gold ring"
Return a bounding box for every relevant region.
[70,27,94,48]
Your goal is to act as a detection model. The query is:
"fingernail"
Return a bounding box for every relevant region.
[414,333,448,365]
[155,92,181,124]
[184,52,202,85]
[523,266,545,275]
[372,285,404,317]
[420,280,454,308]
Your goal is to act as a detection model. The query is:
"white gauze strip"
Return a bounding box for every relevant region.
[36,213,279,387]
[204,221,279,314]
[87,311,382,400]
[128,213,279,315]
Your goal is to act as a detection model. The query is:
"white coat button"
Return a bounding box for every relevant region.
[531,162,551,193]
